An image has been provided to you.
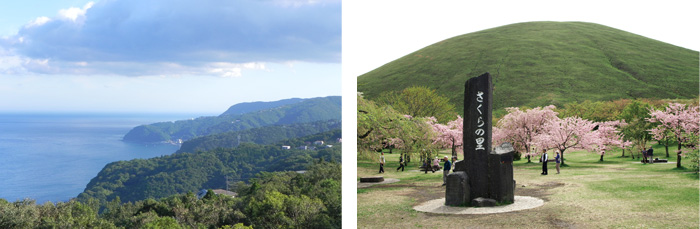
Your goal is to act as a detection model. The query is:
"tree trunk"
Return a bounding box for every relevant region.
[631,149,635,159]
[560,150,566,166]
[665,138,669,157]
[677,138,683,168]
[622,149,625,157]
[451,141,457,157]
[526,148,532,163]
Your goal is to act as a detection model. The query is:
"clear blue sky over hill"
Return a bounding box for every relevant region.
[0,0,341,113]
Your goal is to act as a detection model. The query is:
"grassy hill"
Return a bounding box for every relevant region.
[357,21,699,115]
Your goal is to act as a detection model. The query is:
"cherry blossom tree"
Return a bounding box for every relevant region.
[618,139,634,158]
[590,120,627,161]
[647,103,700,168]
[429,116,463,157]
[493,105,558,163]
[534,116,598,165]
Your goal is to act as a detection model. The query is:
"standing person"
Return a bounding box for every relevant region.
[379,152,385,173]
[555,151,561,174]
[647,147,654,164]
[541,149,548,175]
[642,147,648,164]
[396,154,405,171]
[442,156,452,186]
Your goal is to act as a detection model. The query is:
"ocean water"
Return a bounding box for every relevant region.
[0,113,200,203]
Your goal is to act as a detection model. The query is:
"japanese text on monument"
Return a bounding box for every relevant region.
[475,91,485,151]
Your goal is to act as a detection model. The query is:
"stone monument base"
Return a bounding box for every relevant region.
[414,196,544,214]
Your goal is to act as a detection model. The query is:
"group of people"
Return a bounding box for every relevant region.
[379,151,457,186]
[540,149,561,175]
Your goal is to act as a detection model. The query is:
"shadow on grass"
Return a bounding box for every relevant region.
[400,174,442,183]
[578,160,623,165]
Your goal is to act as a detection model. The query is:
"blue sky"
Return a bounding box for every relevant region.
[0,0,341,113]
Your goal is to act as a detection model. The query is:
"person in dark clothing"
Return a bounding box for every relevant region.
[642,147,648,164]
[555,151,561,174]
[541,149,548,175]
[396,154,405,171]
[647,147,654,164]
[442,156,452,185]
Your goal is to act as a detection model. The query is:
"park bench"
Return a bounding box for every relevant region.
[419,165,441,173]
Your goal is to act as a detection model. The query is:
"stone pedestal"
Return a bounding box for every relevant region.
[453,160,467,172]
[471,197,497,207]
[445,171,470,206]
[488,142,515,203]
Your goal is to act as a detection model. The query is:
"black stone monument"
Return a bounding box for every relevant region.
[463,72,493,200]
[445,72,515,207]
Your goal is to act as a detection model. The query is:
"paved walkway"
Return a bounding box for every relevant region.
[357,178,400,188]
[413,196,544,214]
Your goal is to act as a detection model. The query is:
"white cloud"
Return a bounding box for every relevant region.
[58,2,93,22]
[1,0,339,77]
[26,17,51,28]
[209,67,242,78]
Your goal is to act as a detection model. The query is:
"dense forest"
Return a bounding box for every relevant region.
[177,120,341,153]
[123,96,341,143]
[78,137,341,204]
[0,161,341,228]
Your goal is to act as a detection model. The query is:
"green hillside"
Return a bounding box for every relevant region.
[220,98,305,116]
[123,96,341,143]
[78,132,341,204]
[357,21,699,114]
[177,120,341,153]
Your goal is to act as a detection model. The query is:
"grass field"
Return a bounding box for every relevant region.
[357,147,699,228]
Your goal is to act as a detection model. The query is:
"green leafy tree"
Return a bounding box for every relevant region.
[618,100,654,159]
[377,86,457,123]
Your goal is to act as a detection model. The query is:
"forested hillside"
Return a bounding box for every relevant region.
[123,96,341,143]
[357,21,699,114]
[178,122,341,153]
[78,138,341,204]
[1,161,341,228]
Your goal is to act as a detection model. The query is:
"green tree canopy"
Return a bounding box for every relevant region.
[376,86,457,123]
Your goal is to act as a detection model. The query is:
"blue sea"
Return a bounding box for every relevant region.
[0,113,203,203]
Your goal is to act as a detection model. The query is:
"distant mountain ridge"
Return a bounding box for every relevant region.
[123,96,341,143]
[220,98,305,116]
[177,119,341,153]
[357,21,699,114]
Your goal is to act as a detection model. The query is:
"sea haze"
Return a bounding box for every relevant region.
[0,113,205,203]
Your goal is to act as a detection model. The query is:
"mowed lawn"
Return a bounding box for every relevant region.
[357,147,699,228]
